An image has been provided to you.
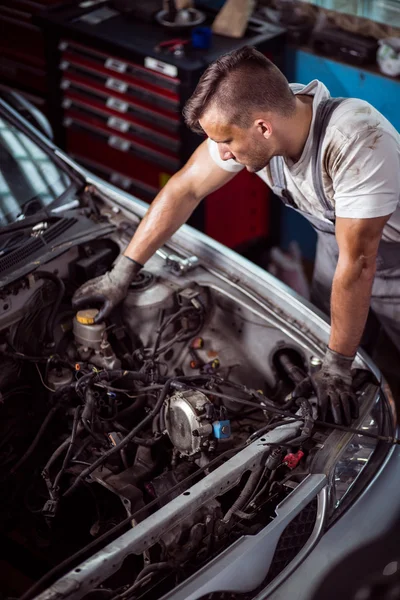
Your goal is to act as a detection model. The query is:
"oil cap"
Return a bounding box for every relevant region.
[76,308,99,325]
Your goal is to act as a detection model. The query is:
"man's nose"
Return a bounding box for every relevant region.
[218,144,234,161]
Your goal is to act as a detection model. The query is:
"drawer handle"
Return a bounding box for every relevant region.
[107,116,130,133]
[108,135,130,152]
[106,78,128,94]
[106,97,128,113]
[105,58,127,74]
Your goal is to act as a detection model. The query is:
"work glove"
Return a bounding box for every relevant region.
[72,255,143,322]
[293,347,359,426]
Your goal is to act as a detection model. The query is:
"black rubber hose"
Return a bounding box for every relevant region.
[112,563,171,600]
[248,470,277,509]
[52,406,81,494]
[34,271,65,342]
[76,370,149,398]
[223,466,265,523]
[151,306,202,359]
[8,395,66,475]
[276,352,306,385]
[106,395,147,421]
[43,423,84,475]
[63,377,175,497]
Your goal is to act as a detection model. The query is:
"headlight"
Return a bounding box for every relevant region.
[332,412,379,508]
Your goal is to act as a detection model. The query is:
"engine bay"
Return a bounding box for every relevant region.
[0,214,379,600]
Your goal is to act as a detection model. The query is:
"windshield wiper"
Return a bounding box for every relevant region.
[15,197,51,221]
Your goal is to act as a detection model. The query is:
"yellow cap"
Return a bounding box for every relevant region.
[76,308,99,325]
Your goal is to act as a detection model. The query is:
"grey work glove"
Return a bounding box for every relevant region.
[72,255,143,322]
[293,347,359,426]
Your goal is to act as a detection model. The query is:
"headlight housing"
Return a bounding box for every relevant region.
[327,383,396,520]
[332,412,379,507]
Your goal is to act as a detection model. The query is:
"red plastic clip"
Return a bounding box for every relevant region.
[283,450,304,470]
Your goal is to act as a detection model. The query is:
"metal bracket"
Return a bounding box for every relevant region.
[165,254,200,276]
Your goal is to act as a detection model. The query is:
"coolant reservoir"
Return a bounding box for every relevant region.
[73,309,106,351]
[73,308,120,369]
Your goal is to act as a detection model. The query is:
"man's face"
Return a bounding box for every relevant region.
[199,107,276,173]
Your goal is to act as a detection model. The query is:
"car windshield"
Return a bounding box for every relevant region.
[0,115,71,226]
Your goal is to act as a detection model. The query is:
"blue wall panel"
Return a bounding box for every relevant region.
[286,48,400,130]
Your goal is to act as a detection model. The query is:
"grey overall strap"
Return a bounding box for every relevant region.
[270,95,346,218]
[269,154,286,198]
[269,83,305,206]
[311,97,345,221]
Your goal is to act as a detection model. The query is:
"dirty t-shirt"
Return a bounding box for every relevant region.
[207,80,400,242]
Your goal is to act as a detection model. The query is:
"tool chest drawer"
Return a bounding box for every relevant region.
[60,76,180,134]
[62,92,180,153]
[59,40,180,94]
[59,43,180,114]
[65,118,177,188]
[63,109,180,172]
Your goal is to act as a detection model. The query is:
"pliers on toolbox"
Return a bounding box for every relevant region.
[155,38,190,57]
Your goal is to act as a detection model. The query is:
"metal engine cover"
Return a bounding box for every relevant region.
[164,390,213,456]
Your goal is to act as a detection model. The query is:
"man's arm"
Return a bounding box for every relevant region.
[329,214,390,357]
[73,140,237,320]
[294,214,390,425]
[124,139,237,265]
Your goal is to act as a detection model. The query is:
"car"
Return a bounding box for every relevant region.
[0,95,399,600]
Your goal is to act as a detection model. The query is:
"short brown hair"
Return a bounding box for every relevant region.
[183,46,295,134]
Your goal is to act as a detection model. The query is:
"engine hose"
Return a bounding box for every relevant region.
[152,414,160,435]
[151,306,197,358]
[248,470,277,509]
[276,352,306,385]
[63,377,176,497]
[223,465,265,523]
[109,395,148,421]
[112,562,171,600]
[34,271,65,342]
[72,437,93,461]
[8,394,67,476]
[43,423,84,476]
[52,407,82,494]
[111,422,163,447]
[76,370,150,398]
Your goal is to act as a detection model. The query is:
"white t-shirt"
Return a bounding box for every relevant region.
[207,80,400,242]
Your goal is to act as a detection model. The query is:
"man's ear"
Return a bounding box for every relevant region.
[255,119,272,139]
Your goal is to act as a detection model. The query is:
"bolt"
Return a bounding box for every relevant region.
[310,356,322,367]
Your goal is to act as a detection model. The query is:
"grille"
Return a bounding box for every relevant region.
[0,218,77,274]
[199,499,318,600]
[264,498,318,585]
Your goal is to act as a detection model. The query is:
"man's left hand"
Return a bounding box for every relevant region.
[293,347,359,426]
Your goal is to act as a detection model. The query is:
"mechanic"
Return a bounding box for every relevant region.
[73,46,400,426]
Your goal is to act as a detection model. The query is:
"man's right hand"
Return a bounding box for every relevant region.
[293,347,358,426]
[72,254,143,322]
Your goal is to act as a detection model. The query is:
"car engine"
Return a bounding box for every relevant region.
[0,233,374,600]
